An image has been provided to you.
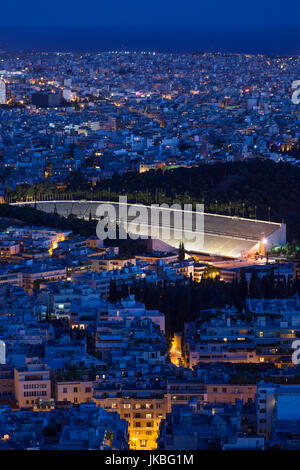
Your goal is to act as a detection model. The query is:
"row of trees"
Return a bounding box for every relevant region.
[0,204,97,237]
[269,243,300,259]
[108,271,300,336]
[9,159,300,240]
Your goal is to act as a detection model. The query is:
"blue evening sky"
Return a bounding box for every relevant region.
[0,0,299,27]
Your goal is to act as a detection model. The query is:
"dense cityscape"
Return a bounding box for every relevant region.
[0,45,300,454]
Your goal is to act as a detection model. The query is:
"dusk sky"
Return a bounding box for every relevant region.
[0,0,299,27]
[0,1,300,53]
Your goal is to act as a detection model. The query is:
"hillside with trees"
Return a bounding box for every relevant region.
[10,159,300,241]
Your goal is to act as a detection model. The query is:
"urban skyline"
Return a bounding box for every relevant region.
[1,0,300,459]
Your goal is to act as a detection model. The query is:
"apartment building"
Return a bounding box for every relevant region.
[14,358,51,408]
[53,380,93,404]
[94,391,169,450]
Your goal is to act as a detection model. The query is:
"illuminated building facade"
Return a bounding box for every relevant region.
[93,393,170,450]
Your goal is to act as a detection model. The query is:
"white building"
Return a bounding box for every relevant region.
[98,295,165,332]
